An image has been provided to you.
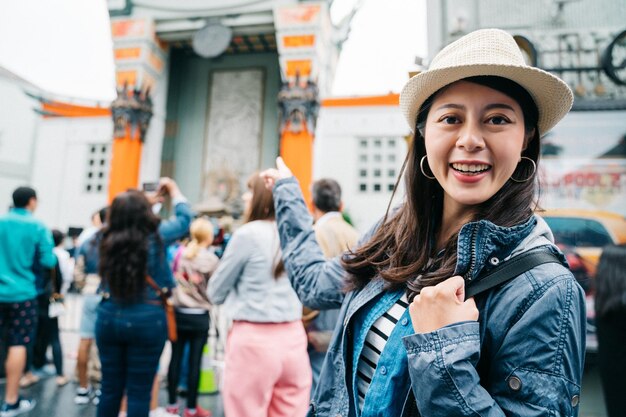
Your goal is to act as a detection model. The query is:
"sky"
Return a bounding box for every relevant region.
[330,0,428,97]
[0,0,427,102]
[0,0,117,102]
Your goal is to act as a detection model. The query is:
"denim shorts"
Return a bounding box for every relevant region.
[79,294,102,339]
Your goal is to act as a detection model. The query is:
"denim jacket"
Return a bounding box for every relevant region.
[145,201,193,301]
[273,177,586,417]
[101,200,193,304]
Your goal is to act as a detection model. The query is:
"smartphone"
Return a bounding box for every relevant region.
[142,182,159,192]
[67,227,84,238]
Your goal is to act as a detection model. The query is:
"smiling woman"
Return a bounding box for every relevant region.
[261,28,586,417]
[420,76,537,244]
[342,72,545,295]
[426,81,526,205]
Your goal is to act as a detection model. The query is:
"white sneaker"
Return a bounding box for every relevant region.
[151,407,180,417]
[92,388,101,405]
[74,387,92,405]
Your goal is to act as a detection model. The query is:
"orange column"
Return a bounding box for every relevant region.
[280,125,314,207]
[108,126,143,202]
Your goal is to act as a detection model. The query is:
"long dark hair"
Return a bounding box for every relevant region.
[343,76,540,300]
[99,190,160,302]
[595,244,626,317]
[245,174,285,277]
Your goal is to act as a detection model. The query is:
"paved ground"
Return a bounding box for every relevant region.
[1,367,607,417]
[0,375,224,417]
[0,294,225,417]
[0,294,610,416]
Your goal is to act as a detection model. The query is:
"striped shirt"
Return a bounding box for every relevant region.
[356,293,409,411]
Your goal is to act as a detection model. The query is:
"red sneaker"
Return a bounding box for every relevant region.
[183,405,211,417]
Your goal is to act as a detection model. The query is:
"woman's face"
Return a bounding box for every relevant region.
[423,81,527,214]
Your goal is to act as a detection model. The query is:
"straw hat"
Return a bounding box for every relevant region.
[400,28,573,135]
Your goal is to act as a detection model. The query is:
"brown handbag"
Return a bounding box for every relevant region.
[145,276,178,342]
[302,307,320,329]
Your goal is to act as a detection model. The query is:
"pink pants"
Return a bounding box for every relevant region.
[222,320,312,417]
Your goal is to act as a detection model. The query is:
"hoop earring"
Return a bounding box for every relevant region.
[510,157,537,183]
[420,156,436,180]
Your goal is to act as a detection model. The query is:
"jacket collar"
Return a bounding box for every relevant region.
[454,214,559,281]
[345,278,386,323]
[10,207,32,216]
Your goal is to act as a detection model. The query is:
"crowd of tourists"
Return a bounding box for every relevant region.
[1,28,625,417]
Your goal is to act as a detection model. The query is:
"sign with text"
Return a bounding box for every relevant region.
[540,110,626,215]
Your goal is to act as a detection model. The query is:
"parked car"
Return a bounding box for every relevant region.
[556,243,594,293]
[539,209,626,277]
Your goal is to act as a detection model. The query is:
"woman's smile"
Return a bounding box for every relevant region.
[449,160,493,183]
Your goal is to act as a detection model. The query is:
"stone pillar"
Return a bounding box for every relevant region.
[108,85,152,201]
[107,17,166,201]
[274,2,336,206]
[277,76,319,206]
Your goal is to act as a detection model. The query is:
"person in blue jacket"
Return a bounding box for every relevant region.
[262,28,586,417]
[95,178,193,417]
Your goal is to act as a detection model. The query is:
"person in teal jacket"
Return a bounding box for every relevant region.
[0,186,56,417]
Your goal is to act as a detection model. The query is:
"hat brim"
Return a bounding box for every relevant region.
[399,64,574,136]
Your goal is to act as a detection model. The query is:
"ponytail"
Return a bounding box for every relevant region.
[183,239,201,259]
[184,218,214,260]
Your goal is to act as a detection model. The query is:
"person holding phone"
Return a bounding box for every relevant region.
[142,183,160,193]
[96,178,193,417]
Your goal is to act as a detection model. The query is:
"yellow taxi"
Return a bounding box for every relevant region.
[538,209,626,276]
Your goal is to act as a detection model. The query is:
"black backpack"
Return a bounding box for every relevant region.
[465,247,561,299]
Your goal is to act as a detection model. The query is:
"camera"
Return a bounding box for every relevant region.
[142,182,159,193]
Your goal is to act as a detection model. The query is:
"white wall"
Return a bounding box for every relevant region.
[0,80,112,231]
[31,117,112,231]
[0,79,39,212]
[313,104,410,233]
[0,47,171,231]
[138,49,170,186]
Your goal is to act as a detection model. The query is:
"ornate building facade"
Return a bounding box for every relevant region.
[0,0,351,229]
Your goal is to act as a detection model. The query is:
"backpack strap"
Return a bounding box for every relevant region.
[465,248,561,300]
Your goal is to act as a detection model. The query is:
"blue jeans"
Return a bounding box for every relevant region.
[95,301,167,417]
